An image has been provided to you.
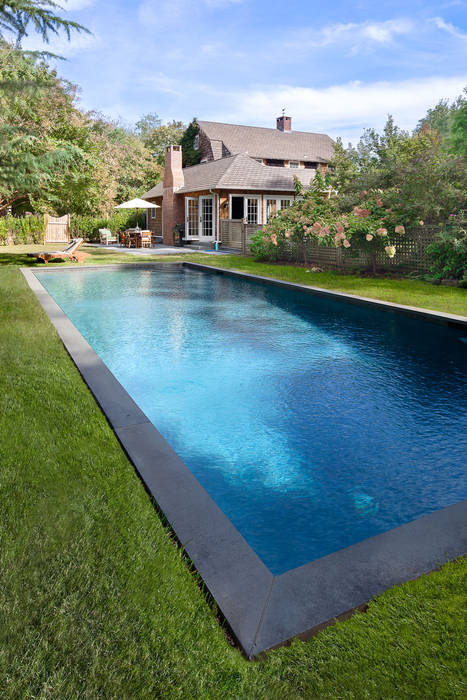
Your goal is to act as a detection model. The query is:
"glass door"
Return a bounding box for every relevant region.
[199,196,214,239]
[185,197,199,239]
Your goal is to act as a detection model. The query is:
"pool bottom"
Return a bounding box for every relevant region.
[23,263,467,658]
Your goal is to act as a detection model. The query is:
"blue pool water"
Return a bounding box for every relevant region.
[37,266,467,575]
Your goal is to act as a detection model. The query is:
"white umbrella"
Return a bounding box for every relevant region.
[115,198,160,231]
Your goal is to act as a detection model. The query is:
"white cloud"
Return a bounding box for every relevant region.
[286,18,414,51]
[432,17,467,40]
[209,75,467,143]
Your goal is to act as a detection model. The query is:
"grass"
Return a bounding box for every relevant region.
[0,246,466,698]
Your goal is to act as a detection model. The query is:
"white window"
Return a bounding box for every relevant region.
[264,197,293,222]
[150,208,157,219]
[246,197,259,224]
[289,161,300,168]
[229,195,262,224]
[193,134,199,150]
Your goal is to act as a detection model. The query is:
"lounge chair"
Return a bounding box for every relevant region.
[98,228,118,245]
[28,238,85,264]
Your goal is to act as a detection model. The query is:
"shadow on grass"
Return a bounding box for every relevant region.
[0,252,48,267]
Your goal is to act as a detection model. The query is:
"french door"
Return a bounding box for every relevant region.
[185,196,215,239]
[185,197,199,238]
[199,196,214,239]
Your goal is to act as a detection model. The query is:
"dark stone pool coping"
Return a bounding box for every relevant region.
[22,263,467,658]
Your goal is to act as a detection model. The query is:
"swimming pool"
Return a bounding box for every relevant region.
[36,264,467,576]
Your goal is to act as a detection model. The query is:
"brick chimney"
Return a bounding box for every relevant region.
[163,145,184,245]
[276,115,291,132]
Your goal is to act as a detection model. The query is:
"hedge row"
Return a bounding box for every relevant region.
[0,215,45,245]
[70,212,146,242]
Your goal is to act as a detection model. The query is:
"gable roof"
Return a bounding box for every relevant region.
[197,120,335,162]
[143,153,315,199]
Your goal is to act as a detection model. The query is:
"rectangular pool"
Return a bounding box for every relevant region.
[36,265,467,576]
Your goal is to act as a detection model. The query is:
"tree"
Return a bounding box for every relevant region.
[330,114,466,227]
[448,91,467,157]
[180,118,201,167]
[0,43,161,215]
[0,0,87,47]
[135,113,185,165]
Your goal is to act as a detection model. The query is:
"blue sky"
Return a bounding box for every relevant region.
[22,0,467,143]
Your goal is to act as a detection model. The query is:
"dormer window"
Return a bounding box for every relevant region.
[193,134,199,150]
[289,161,300,168]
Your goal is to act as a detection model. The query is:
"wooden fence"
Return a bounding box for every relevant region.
[220,220,437,272]
[220,220,263,254]
[45,214,70,243]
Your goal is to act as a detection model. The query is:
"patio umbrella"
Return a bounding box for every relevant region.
[115,198,160,230]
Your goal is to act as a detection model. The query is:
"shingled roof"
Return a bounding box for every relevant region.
[143,153,315,199]
[198,120,335,162]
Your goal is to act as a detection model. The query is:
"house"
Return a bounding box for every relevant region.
[143,115,334,247]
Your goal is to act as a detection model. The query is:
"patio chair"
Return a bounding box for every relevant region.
[98,228,118,245]
[27,238,85,264]
[140,230,152,248]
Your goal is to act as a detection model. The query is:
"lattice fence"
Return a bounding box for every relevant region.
[221,221,438,272]
[290,226,438,272]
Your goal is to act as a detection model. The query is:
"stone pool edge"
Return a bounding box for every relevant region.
[22,264,467,658]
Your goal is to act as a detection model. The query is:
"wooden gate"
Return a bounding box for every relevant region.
[45,214,70,243]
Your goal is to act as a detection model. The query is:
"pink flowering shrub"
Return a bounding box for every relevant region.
[253,175,408,271]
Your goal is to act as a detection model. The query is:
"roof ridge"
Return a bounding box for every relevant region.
[198,119,332,139]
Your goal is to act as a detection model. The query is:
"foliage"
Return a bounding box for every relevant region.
[0,212,43,243]
[180,118,202,167]
[330,113,466,228]
[70,210,145,242]
[416,90,466,156]
[135,113,185,166]
[254,173,407,271]
[448,94,467,157]
[0,42,85,213]
[425,212,467,281]
[0,0,87,47]
[0,43,161,217]
[249,229,284,261]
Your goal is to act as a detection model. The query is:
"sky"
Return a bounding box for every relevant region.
[21,0,467,143]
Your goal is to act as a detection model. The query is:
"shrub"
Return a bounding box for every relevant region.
[426,213,467,280]
[253,174,407,272]
[0,214,45,245]
[250,230,285,261]
[70,211,145,242]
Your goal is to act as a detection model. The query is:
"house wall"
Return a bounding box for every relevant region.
[146,196,163,235]
[198,128,215,161]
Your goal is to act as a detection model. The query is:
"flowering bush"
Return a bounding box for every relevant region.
[253,175,408,272]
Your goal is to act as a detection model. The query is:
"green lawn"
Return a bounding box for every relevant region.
[0,248,466,698]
